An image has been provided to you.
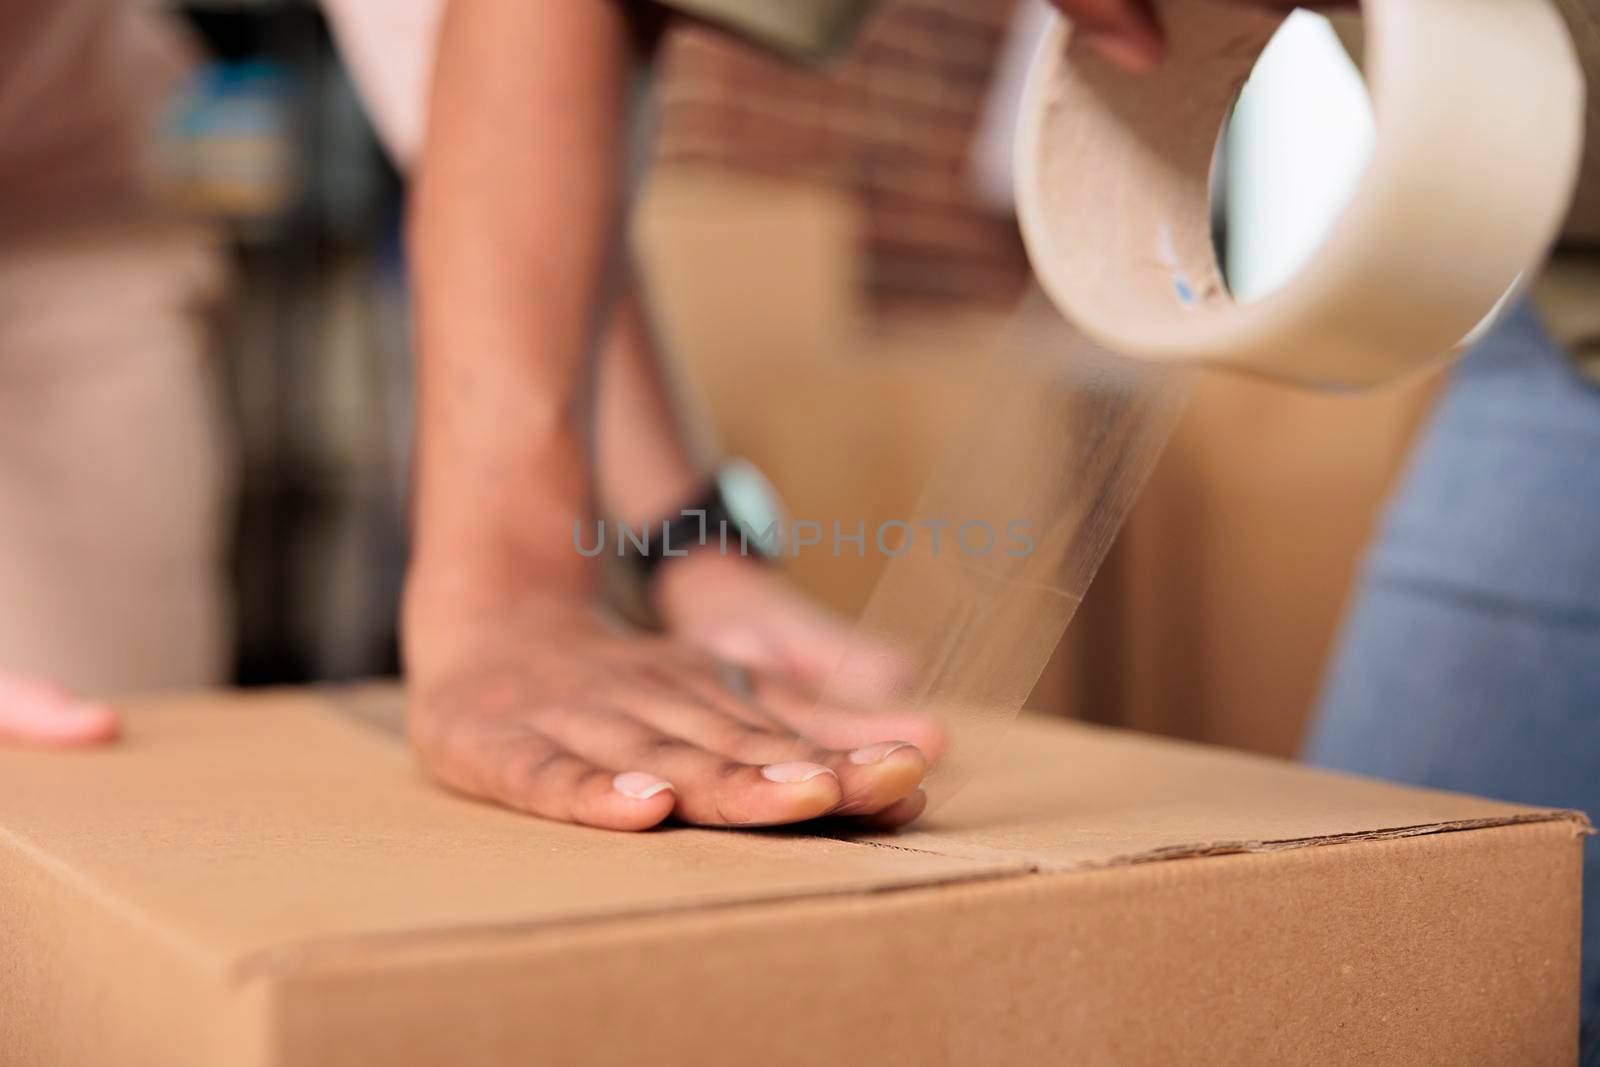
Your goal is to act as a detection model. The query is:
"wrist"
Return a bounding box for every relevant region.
[649,548,774,625]
[606,464,705,532]
[626,459,786,589]
[409,470,600,610]
[405,524,602,642]
[403,563,601,681]
[407,533,598,613]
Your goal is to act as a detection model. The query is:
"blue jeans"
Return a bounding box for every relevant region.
[1304,301,1600,1064]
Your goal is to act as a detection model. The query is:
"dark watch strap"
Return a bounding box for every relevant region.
[631,481,774,584]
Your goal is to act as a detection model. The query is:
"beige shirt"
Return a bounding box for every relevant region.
[0,0,191,239]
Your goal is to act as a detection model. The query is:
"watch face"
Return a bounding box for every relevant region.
[717,459,788,553]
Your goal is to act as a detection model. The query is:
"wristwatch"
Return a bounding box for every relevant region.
[630,460,788,585]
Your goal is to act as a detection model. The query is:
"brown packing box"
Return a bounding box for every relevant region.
[0,688,1587,1066]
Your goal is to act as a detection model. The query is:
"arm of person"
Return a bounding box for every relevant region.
[404,0,939,832]
[320,0,925,806]
[596,276,907,692]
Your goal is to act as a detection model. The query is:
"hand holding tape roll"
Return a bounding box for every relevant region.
[1018,0,1586,387]
[830,0,1587,809]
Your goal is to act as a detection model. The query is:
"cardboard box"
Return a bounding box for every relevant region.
[0,688,1586,1065]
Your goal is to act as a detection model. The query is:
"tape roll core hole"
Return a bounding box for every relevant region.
[1215,11,1519,347]
[1029,10,1371,331]
[1217,13,1374,306]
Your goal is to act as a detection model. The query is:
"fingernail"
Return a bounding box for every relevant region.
[1079,30,1163,73]
[613,771,673,800]
[761,762,836,784]
[849,741,914,766]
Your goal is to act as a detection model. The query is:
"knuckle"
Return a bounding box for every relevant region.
[715,758,750,783]
[499,745,572,796]
[635,734,700,761]
[617,661,677,697]
[804,745,841,767]
[716,718,787,753]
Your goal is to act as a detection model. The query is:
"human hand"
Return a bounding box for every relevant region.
[0,670,119,747]
[1047,0,1349,72]
[652,551,916,705]
[404,579,941,833]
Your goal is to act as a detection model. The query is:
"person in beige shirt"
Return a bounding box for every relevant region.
[0,0,231,742]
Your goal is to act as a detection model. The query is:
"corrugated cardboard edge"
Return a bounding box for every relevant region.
[228,806,1591,985]
[0,814,224,972]
[228,852,1022,984]
[257,820,1584,1067]
[855,810,1597,874]
[0,812,266,1065]
[1110,811,1596,862]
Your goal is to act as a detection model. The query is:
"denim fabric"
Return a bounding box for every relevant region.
[1304,301,1600,1064]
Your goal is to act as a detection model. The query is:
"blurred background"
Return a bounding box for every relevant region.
[144,0,1432,757]
[152,1,407,685]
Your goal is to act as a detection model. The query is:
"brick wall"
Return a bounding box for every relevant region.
[653,0,1031,313]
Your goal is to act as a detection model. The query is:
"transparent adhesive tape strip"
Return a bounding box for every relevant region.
[820,287,1193,807]
[834,0,1588,805]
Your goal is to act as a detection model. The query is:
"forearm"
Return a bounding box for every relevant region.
[595,279,706,529]
[407,0,635,608]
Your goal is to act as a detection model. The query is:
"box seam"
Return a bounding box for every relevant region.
[226,809,1588,988]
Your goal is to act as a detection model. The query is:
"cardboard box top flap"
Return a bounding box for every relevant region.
[319,686,1591,868]
[891,717,1588,869]
[0,691,1006,969]
[0,689,1583,974]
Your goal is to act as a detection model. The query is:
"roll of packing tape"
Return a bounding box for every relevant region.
[1015,0,1586,388]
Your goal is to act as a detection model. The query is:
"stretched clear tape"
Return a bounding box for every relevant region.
[821,286,1193,806]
